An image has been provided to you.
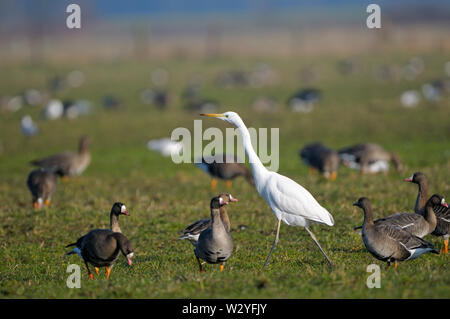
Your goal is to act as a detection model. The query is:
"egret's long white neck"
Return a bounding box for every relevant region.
[234,117,268,188]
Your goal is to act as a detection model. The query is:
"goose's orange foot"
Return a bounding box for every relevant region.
[33,202,39,209]
[441,240,448,255]
[105,266,111,279]
[219,264,224,272]
[330,172,337,181]
[45,199,50,207]
[88,273,95,280]
[211,178,217,191]
[61,176,69,182]
[394,261,398,269]
[94,267,99,275]
[226,180,232,189]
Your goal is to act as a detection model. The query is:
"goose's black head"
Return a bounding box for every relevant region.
[210,196,228,209]
[115,234,134,266]
[353,197,371,210]
[111,202,129,216]
[404,172,426,185]
[427,194,448,208]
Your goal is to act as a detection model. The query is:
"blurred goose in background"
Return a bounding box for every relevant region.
[406,172,450,254]
[44,99,64,120]
[66,230,134,280]
[400,90,420,108]
[353,197,439,268]
[252,96,278,113]
[140,88,170,109]
[179,193,238,246]
[354,194,445,238]
[194,195,234,272]
[102,95,123,110]
[147,137,183,157]
[299,142,339,180]
[195,154,255,190]
[30,135,91,179]
[338,143,402,174]
[21,115,38,136]
[26,168,57,209]
[287,88,321,113]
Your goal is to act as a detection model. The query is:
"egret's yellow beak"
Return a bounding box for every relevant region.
[200,113,224,117]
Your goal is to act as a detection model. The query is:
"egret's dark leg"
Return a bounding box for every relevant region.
[263,219,281,269]
[196,256,205,272]
[305,226,334,268]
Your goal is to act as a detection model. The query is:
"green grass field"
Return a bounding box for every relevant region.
[0,53,449,298]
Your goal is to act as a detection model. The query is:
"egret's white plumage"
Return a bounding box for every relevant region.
[201,111,334,267]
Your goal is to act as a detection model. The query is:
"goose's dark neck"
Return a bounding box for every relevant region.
[219,205,231,232]
[362,204,375,227]
[424,200,437,229]
[211,208,222,226]
[110,212,121,233]
[415,181,429,214]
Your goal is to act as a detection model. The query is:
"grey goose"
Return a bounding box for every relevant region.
[194,195,234,272]
[195,154,255,190]
[179,193,237,245]
[66,229,134,280]
[299,142,339,180]
[338,143,402,174]
[26,168,57,209]
[405,172,450,254]
[354,194,445,238]
[353,197,438,268]
[30,135,91,179]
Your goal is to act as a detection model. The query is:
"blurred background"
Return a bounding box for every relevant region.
[1,0,450,62]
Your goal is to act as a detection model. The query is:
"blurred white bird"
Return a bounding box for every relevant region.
[201,111,334,268]
[400,90,420,108]
[147,138,183,157]
[44,99,64,120]
[21,115,38,136]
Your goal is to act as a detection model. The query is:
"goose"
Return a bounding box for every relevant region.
[353,194,445,238]
[147,137,183,157]
[299,142,339,180]
[338,143,402,174]
[21,115,38,136]
[178,193,238,246]
[66,230,134,280]
[201,112,334,268]
[30,135,91,179]
[26,168,57,209]
[353,197,439,268]
[94,202,129,275]
[405,172,450,254]
[195,154,255,190]
[287,88,321,113]
[194,196,234,272]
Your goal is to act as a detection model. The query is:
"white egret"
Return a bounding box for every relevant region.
[201,111,335,267]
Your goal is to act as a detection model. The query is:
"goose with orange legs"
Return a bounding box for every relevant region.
[194,195,234,272]
[27,168,57,209]
[405,172,450,254]
[195,154,255,191]
[353,197,438,269]
[179,193,237,246]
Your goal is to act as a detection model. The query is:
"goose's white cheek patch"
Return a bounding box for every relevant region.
[121,205,127,213]
[219,197,224,205]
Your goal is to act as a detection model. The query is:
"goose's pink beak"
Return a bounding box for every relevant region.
[404,177,412,182]
[127,258,132,266]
